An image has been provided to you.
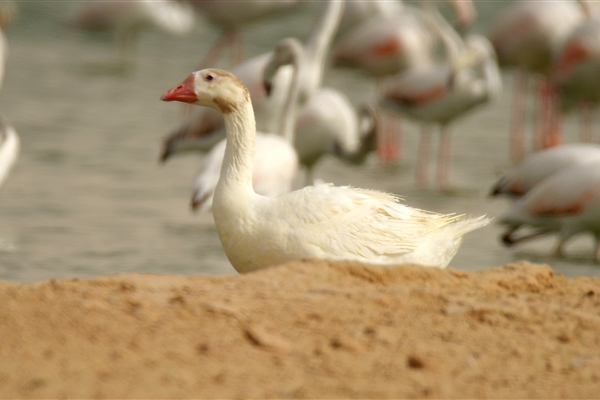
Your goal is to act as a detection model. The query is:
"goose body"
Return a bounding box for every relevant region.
[161,68,490,273]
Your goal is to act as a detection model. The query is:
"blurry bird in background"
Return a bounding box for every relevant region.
[331,0,478,165]
[551,17,600,143]
[487,0,592,164]
[378,3,500,191]
[69,0,195,71]
[0,0,19,189]
[186,0,305,69]
[499,161,600,263]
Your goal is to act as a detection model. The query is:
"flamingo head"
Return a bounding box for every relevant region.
[161,69,250,114]
[263,37,304,97]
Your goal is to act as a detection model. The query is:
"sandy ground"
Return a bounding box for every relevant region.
[1,260,600,399]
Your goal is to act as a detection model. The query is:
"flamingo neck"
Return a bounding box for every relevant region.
[278,46,304,144]
[303,0,343,97]
[423,1,464,66]
[216,100,256,195]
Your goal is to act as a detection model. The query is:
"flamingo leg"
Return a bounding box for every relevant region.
[415,124,432,189]
[594,235,600,264]
[375,81,402,164]
[551,239,565,259]
[304,166,314,187]
[437,125,452,191]
[533,76,547,151]
[534,77,562,150]
[579,101,593,143]
[545,82,562,148]
[510,69,528,164]
[374,111,402,164]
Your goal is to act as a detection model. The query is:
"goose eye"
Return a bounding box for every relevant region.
[205,74,214,82]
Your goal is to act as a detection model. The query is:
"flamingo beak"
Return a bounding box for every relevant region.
[161,74,198,103]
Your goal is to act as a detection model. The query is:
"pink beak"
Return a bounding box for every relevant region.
[161,74,198,103]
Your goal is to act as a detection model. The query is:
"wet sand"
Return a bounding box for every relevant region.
[1,260,600,398]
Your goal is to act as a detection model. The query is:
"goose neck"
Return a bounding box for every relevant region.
[278,47,304,144]
[218,100,256,191]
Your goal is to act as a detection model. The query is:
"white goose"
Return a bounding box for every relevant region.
[161,68,490,273]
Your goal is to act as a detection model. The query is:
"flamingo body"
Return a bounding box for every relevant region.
[489,1,585,74]
[191,134,298,210]
[552,18,600,110]
[500,161,600,261]
[294,88,361,168]
[491,143,600,198]
[381,48,500,125]
[332,13,435,78]
[379,33,501,188]
[72,0,195,67]
[190,0,301,30]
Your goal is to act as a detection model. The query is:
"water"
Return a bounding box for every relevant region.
[0,1,598,283]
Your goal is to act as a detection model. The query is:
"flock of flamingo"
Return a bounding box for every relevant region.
[3,0,600,271]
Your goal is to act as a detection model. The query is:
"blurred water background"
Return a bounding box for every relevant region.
[0,0,599,283]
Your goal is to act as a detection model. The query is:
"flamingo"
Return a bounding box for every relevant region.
[487,0,590,163]
[499,161,600,262]
[259,0,378,183]
[0,116,19,188]
[331,0,478,164]
[161,68,490,272]
[551,17,600,142]
[186,38,304,211]
[0,3,19,187]
[188,0,304,68]
[378,5,501,190]
[0,0,16,91]
[70,0,195,70]
[490,143,600,198]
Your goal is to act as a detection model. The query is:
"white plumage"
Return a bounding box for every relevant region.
[161,68,489,273]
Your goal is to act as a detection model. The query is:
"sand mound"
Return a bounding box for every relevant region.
[1,260,599,398]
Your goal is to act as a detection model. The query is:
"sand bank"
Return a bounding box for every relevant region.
[1,260,599,398]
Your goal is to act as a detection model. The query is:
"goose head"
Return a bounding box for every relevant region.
[161,69,250,114]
